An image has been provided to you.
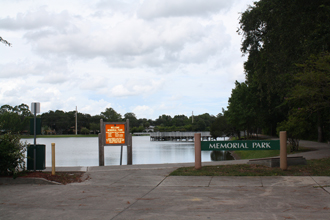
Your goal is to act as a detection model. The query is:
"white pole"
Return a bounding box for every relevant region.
[75,106,78,135]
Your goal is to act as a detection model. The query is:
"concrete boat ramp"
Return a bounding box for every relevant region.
[1,140,330,219]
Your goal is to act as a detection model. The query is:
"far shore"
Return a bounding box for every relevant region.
[21,134,99,138]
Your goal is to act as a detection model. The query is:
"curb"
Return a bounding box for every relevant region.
[0,177,62,185]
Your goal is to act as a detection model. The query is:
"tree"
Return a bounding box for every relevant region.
[155,114,172,127]
[210,112,235,139]
[172,115,189,127]
[277,109,309,152]
[90,123,99,134]
[124,112,138,129]
[81,127,90,135]
[0,112,21,133]
[41,110,70,134]
[101,108,122,122]
[0,36,11,46]
[0,104,32,133]
[226,81,259,138]
[238,0,330,136]
[288,52,330,142]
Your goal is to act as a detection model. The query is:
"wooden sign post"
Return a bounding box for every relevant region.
[99,119,132,166]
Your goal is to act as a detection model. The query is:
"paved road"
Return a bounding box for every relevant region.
[1,140,330,219]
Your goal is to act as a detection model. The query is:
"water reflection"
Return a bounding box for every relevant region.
[211,151,234,161]
[22,136,234,166]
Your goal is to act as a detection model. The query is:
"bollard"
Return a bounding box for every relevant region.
[194,133,201,170]
[51,143,55,175]
[280,131,287,170]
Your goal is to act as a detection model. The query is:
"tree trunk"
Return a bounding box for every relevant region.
[317,111,323,142]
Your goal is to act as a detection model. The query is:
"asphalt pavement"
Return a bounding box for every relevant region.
[1,140,330,219]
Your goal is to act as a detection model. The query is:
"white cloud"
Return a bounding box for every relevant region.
[138,0,234,19]
[38,73,70,84]
[109,79,165,97]
[0,0,254,119]
[132,105,154,119]
[0,7,72,30]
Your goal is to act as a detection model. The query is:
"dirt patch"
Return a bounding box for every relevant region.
[1,171,89,185]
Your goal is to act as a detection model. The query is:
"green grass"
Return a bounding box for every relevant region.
[232,145,312,160]
[21,134,98,138]
[170,157,330,176]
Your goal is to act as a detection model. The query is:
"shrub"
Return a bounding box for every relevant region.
[0,133,27,176]
[276,109,309,152]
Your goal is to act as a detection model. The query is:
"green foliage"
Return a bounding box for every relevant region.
[101,108,122,122]
[277,109,309,151]
[233,0,330,138]
[80,127,90,135]
[0,133,27,176]
[0,104,32,133]
[289,52,330,141]
[124,112,138,130]
[292,53,330,113]
[89,123,99,134]
[226,81,260,137]
[210,112,234,138]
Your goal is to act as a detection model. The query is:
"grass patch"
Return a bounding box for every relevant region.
[170,157,330,176]
[232,145,312,160]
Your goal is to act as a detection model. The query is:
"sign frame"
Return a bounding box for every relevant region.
[201,140,280,151]
[101,121,129,146]
[99,119,133,166]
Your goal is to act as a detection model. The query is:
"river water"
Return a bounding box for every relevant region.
[22,136,233,167]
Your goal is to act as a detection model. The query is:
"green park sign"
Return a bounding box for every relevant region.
[201,140,280,151]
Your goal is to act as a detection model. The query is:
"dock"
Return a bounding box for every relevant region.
[150,131,215,142]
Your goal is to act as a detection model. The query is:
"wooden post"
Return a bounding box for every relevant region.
[99,119,104,166]
[194,133,201,170]
[99,133,104,166]
[126,119,132,165]
[280,131,287,170]
[127,133,132,165]
[51,143,55,175]
[120,145,123,165]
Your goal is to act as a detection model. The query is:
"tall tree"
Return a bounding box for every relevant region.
[238,0,330,136]
[101,108,122,122]
[124,112,138,129]
[0,104,32,133]
[226,81,259,137]
[289,52,330,141]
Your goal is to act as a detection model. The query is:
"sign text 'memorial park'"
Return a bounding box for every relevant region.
[201,140,280,151]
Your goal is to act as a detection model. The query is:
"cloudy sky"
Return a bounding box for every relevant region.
[0,0,254,119]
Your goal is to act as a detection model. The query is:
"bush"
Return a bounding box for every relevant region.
[277,109,309,152]
[0,133,27,176]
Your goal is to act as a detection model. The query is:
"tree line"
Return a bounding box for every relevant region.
[0,104,217,135]
[211,0,330,150]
